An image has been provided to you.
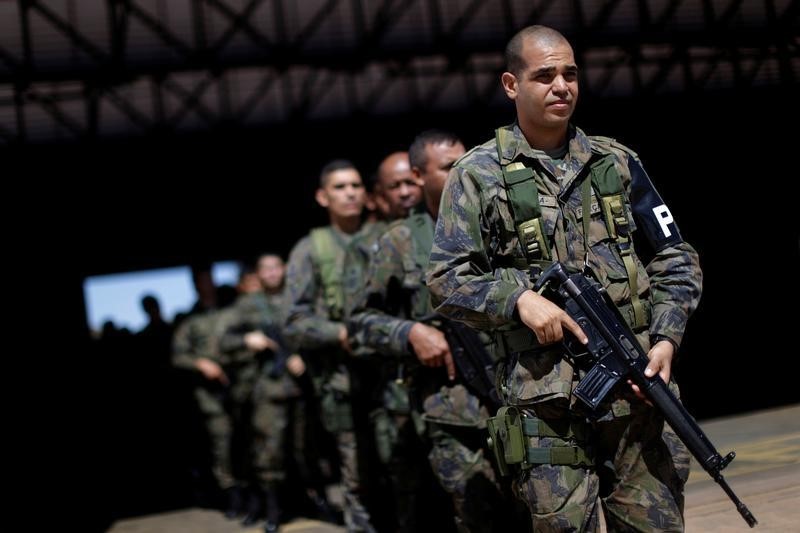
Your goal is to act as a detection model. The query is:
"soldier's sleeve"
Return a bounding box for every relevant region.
[170,318,198,370]
[426,165,529,330]
[216,307,247,354]
[284,236,344,351]
[627,154,703,347]
[350,226,416,357]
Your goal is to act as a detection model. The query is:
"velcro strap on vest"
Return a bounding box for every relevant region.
[497,134,552,262]
[526,445,592,466]
[518,218,549,259]
[600,194,626,240]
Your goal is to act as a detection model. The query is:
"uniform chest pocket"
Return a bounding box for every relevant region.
[495,199,560,264]
[401,254,425,290]
[585,208,650,305]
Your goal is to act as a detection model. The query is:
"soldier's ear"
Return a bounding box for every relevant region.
[315,187,329,208]
[410,166,423,185]
[501,72,518,99]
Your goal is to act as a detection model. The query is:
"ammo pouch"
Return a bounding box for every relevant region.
[486,406,593,476]
[370,407,398,464]
[383,379,411,414]
[320,386,354,434]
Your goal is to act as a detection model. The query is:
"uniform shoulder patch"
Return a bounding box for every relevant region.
[589,135,639,161]
[453,138,497,168]
[387,218,407,231]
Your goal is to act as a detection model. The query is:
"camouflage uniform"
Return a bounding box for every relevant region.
[215,291,302,495]
[171,309,234,491]
[427,123,702,532]
[285,222,385,532]
[351,206,529,533]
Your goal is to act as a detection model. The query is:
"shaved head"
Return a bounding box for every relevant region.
[505,25,571,76]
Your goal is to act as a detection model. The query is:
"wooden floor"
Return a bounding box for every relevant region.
[108,403,800,533]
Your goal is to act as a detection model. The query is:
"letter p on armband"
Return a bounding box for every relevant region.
[652,204,674,238]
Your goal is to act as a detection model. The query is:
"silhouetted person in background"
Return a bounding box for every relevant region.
[136,294,173,370]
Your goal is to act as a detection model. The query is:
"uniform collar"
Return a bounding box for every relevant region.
[497,122,593,169]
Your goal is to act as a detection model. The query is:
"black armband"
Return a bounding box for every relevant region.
[628,155,684,252]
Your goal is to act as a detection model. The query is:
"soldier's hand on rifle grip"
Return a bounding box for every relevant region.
[195,357,229,385]
[408,322,455,380]
[286,354,306,377]
[516,290,588,346]
[338,325,352,353]
[244,330,275,352]
[629,339,674,401]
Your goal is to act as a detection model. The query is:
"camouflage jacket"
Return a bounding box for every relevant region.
[171,309,222,370]
[217,291,287,364]
[350,206,434,358]
[284,221,386,352]
[426,123,702,405]
[351,207,492,426]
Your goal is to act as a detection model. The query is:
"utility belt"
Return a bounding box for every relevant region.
[486,406,593,476]
[319,368,354,434]
[320,386,353,434]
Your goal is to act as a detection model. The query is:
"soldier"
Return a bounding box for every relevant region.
[171,271,242,512]
[215,254,306,530]
[351,130,530,533]
[427,25,702,532]
[284,160,385,533]
[372,151,422,221]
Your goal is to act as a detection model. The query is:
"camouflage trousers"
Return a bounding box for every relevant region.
[513,401,690,532]
[337,429,375,532]
[315,366,375,532]
[423,383,531,533]
[194,364,259,490]
[251,375,304,490]
[429,423,531,533]
[195,387,235,490]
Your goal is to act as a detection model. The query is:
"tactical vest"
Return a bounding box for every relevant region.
[401,211,436,320]
[308,226,366,433]
[310,227,344,321]
[495,128,646,329]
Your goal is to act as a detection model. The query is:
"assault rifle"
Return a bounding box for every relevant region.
[226,321,292,379]
[422,315,503,411]
[533,262,757,527]
[258,323,292,379]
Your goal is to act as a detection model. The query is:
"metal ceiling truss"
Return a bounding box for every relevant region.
[0,0,796,144]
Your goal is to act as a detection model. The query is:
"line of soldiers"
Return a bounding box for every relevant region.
[171,135,519,533]
[171,24,702,533]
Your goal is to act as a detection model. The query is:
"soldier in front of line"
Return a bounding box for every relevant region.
[426,25,701,532]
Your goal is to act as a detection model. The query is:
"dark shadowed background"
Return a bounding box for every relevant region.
[3,1,796,531]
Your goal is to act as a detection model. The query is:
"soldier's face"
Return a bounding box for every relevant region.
[376,154,422,219]
[238,272,262,294]
[502,38,578,132]
[257,255,285,290]
[415,140,465,216]
[316,168,366,219]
